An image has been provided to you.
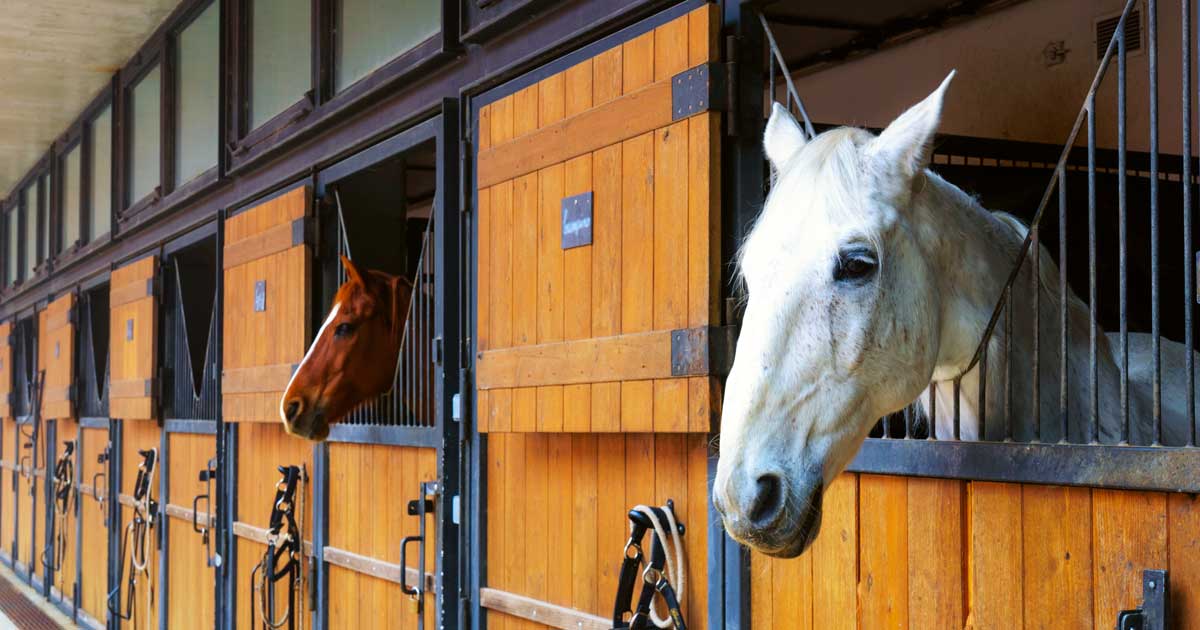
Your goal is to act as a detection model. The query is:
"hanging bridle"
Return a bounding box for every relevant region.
[41,440,75,587]
[109,448,158,628]
[610,501,688,630]
[250,465,307,630]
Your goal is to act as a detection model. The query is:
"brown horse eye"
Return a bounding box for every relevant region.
[334,323,355,339]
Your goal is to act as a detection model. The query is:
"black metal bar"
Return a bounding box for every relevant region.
[1149,0,1162,444]
[928,381,937,440]
[312,440,329,630]
[157,425,168,630]
[1005,286,1013,441]
[324,424,440,448]
[1058,167,1069,442]
[849,438,1200,493]
[1119,21,1130,443]
[163,419,218,435]
[978,342,987,439]
[1185,0,1197,447]
[952,377,961,440]
[1089,94,1100,444]
[1032,226,1041,442]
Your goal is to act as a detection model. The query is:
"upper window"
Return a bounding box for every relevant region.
[176,1,220,187]
[250,0,312,129]
[90,105,113,240]
[61,143,82,251]
[21,185,35,279]
[129,65,162,206]
[38,174,48,266]
[335,0,439,92]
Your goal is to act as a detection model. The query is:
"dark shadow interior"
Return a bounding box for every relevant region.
[165,235,217,407]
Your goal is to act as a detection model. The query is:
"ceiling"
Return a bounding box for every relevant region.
[0,0,180,197]
[759,0,1026,75]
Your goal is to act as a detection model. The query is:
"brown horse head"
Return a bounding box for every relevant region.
[280,256,413,440]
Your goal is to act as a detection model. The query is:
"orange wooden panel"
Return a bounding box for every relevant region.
[39,293,75,420]
[117,418,161,629]
[811,473,857,630]
[621,31,654,94]
[907,477,965,630]
[79,426,110,622]
[47,421,78,604]
[110,255,157,420]
[0,322,12,418]
[969,482,1024,629]
[1093,490,1168,626]
[1021,485,1093,630]
[1169,493,1200,629]
[859,474,908,630]
[0,417,13,561]
[166,432,217,629]
[223,185,312,423]
[536,162,565,432]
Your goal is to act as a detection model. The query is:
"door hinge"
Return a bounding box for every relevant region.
[432,336,444,366]
[1117,569,1169,630]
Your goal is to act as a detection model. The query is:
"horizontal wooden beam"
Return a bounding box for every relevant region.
[223,220,305,270]
[232,521,315,558]
[476,330,673,390]
[477,77,674,188]
[479,588,609,630]
[76,483,98,499]
[322,545,436,593]
[164,502,214,527]
[109,277,154,309]
[222,364,295,395]
[109,378,152,400]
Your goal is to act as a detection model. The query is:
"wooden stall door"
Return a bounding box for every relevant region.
[474,5,721,630]
[165,431,217,629]
[222,185,312,424]
[109,256,158,421]
[78,425,110,626]
[1,417,13,566]
[39,294,74,420]
[116,419,161,629]
[0,322,12,419]
[16,419,40,582]
[46,421,78,608]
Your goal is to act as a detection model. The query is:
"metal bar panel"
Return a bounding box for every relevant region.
[1186,0,1197,446]
[1149,0,1162,442]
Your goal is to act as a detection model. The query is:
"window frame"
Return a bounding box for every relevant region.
[78,89,117,260]
[226,0,459,172]
[119,45,167,220]
[1,200,14,292]
[164,0,222,205]
[9,155,51,288]
[54,126,84,258]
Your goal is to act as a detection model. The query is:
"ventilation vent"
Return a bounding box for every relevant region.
[1096,7,1142,60]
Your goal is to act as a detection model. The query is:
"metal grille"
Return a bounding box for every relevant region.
[76,286,109,418]
[1097,8,1142,60]
[12,317,34,419]
[163,259,219,421]
[340,216,437,429]
[761,0,1200,491]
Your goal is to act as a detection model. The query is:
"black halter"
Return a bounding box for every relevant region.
[41,440,74,576]
[610,501,687,630]
[251,465,306,630]
[109,448,158,625]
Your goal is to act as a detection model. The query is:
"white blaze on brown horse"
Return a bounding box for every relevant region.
[280,256,413,440]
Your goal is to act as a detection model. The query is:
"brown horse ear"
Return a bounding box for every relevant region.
[341,255,369,287]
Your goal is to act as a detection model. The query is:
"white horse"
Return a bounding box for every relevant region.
[712,72,1198,558]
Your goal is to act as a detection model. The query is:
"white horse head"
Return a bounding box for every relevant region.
[713,73,957,557]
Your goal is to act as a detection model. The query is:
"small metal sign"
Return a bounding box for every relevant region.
[254,280,267,312]
[54,342,59,359]
[126,319,134,341]
[561,191,593,249]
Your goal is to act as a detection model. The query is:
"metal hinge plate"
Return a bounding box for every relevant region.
[671,63,728,121]
[670,325,739,377]
[1117,569,1169,630]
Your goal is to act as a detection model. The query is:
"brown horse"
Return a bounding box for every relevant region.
[280,256,413,440]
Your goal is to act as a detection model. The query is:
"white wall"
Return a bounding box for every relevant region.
[790,0,1199,154]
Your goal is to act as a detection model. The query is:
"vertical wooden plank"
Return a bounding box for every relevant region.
[751,553,774,629]
[653,16,689,82]
[620,132,654,432]
[593,48,623,106]
[565,60,593,118]
[1169,493,1200,629]
[1021,485,1093,630]
[525,434,550,621]
[489,175,514,431]
[563,152,593,433]
[652,119,689,432]
[595,434,626,611]
[687,4,719,66]
[572,435,598,614]
[1093,490,1168,625]
[907,478,965,630]
[547,435,573,607]
[622,32,654,94]
[513,388,537,434]
[811,473,858,630]
[503,434,527,630]
[970,482,1024,629]
[773,547,813,630]
[486,434,506,630]
[537,163,565,432]
[859,474,908,630]
[512,173,538,348]
[591,140,622,433]
[513,85,539,137]
[489,389,512,434]
[687,113,721,329]
[684,435,709,630]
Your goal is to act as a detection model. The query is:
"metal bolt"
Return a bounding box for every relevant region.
[1150,580,1157,590]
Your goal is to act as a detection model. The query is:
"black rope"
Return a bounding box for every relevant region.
[251,465,306,630]
[610,501,687,630]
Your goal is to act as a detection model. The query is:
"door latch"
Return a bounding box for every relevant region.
[1117,569,1169,630]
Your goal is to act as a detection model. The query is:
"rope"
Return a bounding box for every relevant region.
[630,505,686,629]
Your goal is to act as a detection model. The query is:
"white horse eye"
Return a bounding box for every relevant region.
[834,248,877,283]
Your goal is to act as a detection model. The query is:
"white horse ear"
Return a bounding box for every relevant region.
[764,103,808,170]
[870,70,955,178]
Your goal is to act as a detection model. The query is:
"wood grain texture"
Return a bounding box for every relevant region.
[39,293,75,420]
[79,426,109,623]
[968,482,1024,630]
[908,477,965,630]
[109,255,157,421]
[1022,485,1093,630]
[166,431,217,628]
[0,323,11,417]
[859,474,908,630]
[223,186,311,423]
[1092,489,1168,627]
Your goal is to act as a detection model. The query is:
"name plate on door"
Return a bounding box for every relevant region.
[126,319,135,341]
[561,192,593,249]
[254,280,267,312]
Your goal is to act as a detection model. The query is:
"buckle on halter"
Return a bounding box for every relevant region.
[623,540,643,561]
[641,565,661,586]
